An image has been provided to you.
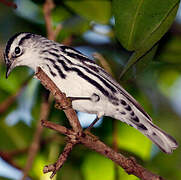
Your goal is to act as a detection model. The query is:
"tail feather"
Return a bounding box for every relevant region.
[145,123,178,154]
[116,113,178,153]
[129,118,178,154]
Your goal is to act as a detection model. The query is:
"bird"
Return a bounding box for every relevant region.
[4,32,178,154]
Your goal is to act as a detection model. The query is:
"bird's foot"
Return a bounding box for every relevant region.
[54,95,72,110]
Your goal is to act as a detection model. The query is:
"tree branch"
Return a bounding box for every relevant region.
[22,91,50,180]
[43,0,62,40]
[35,67,165,180]
[0,149,27,170]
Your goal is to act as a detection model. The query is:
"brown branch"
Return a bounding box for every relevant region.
[0,76,32,114]
[44,142,76,179]
[35,67,164,180]
[22,91,50,180]
[93,52,114,77]
[0,0,17,9]
[43,0,55,40]
[0,149,34,180]
[43,0,62,40]
[0,134,63,170]
[0,149,27,170]
[61,35,74,46]
[41,120,164,180]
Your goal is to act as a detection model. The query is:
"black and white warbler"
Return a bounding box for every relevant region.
[4,32,178,153]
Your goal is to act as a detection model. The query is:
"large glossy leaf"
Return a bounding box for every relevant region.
[113,0,180,77]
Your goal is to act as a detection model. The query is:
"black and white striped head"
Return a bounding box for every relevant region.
[4,32,44,78]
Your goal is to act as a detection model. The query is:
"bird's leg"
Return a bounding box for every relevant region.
[83,115,102,141]
[86,116,100,131]
[86,112,104,131]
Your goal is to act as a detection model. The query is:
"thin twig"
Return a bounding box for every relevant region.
[93,52,114,76]
[61,35,74,46]
[36,68,165,180]
[54,24,63,38]
[22,91,50,180]
[43,0,55,40]
[43,0,62,40]
[45,142,76,179]
[0,149,27,170]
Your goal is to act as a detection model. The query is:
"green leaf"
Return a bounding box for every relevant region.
[113,0,179,77]
[65,0,111,24]
[113,0,179,50]
[120,44,158,78]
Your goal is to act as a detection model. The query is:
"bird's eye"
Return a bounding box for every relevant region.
[14,47,21,55]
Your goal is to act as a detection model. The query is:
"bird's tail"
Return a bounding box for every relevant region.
[143,122,178,154]
[116,113,178,153]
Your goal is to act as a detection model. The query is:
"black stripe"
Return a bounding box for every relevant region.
[125,105,131,111]
[48,52,59,58]
[44,57,66,79]
[137,124,147,131]
[57,59,110,97]
[46,64,57,77]
[72,67,110,97]
[19,33,33,45]
[77,64,118,93]
[60,45,96,65]
[66,51,97,65]
[59,55,117,93]
[120,90,152,120]
[61,46,85,55]
[5,32,22,58]
[50,48,59,52]
[59,54,74,65]
[41,48,59,54]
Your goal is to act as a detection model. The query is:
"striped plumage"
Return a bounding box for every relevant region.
[4,32,178,153]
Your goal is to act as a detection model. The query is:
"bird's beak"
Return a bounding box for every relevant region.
[6,62,11,79]
[6,61,14,79]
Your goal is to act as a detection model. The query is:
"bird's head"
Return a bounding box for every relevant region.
[4,32,43,78]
